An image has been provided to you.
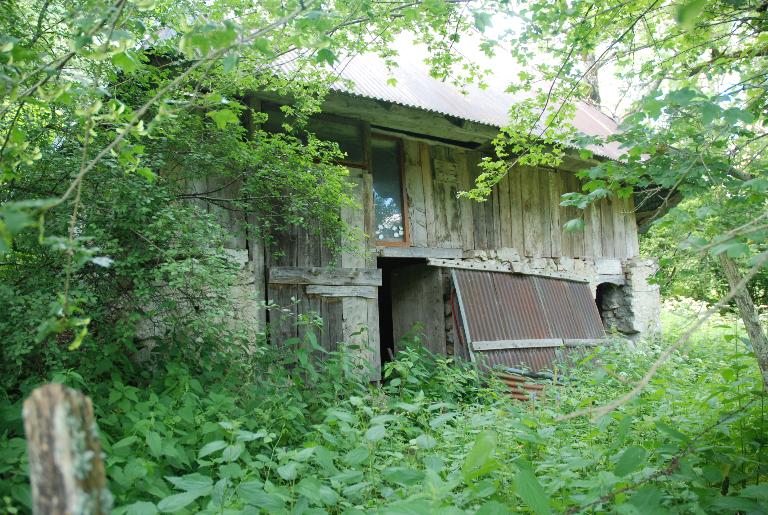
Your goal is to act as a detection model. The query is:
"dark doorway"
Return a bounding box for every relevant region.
[378,257,424,366]
[377,257,447,368]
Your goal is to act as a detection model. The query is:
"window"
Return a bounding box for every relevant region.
[262,103,366,168]
[371,136,408,245]
[308,117,365,166]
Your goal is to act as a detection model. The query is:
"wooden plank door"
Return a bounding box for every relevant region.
[390,264,446,355]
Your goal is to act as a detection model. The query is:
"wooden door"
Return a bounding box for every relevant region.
[390,264,446,355]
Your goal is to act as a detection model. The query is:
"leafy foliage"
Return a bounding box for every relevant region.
[2,306,767,513]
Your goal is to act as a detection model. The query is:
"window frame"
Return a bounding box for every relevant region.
[370,133,410,247]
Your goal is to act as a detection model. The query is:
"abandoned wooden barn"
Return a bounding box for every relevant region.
[205,55,661,380]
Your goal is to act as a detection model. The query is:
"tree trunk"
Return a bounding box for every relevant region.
[23,383,112,515]
[582,52,601,104]
[719,254,768,391]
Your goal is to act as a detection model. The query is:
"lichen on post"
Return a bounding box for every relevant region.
[23,383,112,515]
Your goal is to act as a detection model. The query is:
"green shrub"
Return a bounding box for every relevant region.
[2,305,767,513]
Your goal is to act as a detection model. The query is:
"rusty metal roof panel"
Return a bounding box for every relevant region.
[451,269,606,373]
[533,276,606,339]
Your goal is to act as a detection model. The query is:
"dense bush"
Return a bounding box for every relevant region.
[2,305,767,513]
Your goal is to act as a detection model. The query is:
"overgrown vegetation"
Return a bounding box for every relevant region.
[2,306,766,513]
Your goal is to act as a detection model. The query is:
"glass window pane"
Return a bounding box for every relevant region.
[372,138,405,243]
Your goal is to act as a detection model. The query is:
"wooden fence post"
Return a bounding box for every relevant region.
[23,383,112,515]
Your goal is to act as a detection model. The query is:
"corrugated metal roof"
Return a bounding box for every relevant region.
[320,53,623,159]
[451,269,606,373]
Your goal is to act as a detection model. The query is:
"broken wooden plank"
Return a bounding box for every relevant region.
[306,285,378,299]
[270,267,382,286]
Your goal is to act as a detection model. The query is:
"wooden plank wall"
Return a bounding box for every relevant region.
[400,140,639,260]
[264,168,381,379]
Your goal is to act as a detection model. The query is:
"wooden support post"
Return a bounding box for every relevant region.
[23,384,112,515]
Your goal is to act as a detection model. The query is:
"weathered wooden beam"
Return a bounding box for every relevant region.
[23,384,112,515]
[473,339,564,351]
[377,246,463,259]
[269,267,382,286]
[306,285,378,299]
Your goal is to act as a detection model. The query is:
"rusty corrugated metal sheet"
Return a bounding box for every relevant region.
[276,53,623,159]
[496,372,547,401]
[451,270,606,373]
[476,347,561,373]
[534,276,606,339]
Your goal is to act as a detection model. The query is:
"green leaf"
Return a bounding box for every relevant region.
[343,446,369,466]
[165,473,213,494]
[412,433,437,449]
[157,491,200,513]
[429,411,458,429]
[112,51,139,73]
[222,442,244,462]
[514,468,551,515]
[628,485,662,509]
[365,425,386,442]
[135,167,156,182]
[614,446,647,477]
[295,477,338,506]
[207,109,239,129]
[222,55,238,73]
[316,48,336,66]
[238,483,285,511]
[462,430,497,481]
[124,502,158,515]
[125,501,157,515]
[475,501,511,515]
[655,421,689,442]
[564,218,585,232]
[146,431,162,457]
[473,11,492,32]
[738,484,768,501]
[382,466,425,486]
[277,461,298,480]
[113,435,137,450]
[198,440,227,459]
[676,0,706,29]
